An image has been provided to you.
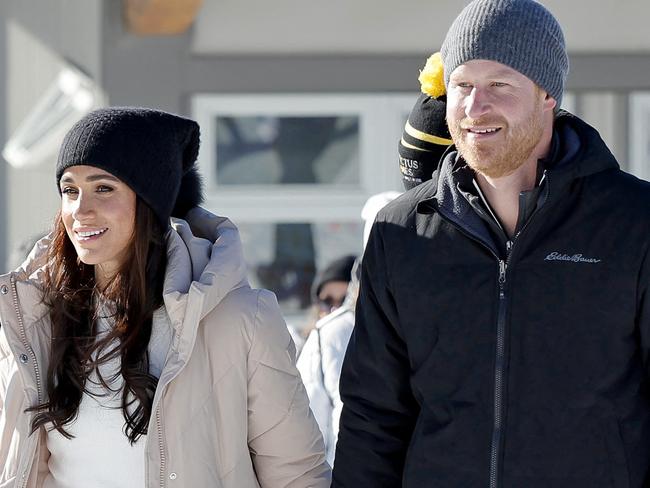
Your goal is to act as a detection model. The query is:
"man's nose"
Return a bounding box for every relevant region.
[465,87,491,120]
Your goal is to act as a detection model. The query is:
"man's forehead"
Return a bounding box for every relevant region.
[449,60,526,80]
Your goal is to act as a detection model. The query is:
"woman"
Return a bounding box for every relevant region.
[0,107,330,487]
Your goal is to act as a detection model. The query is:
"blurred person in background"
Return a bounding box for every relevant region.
[298,193,399,466]
[0,107,330,488]
[312,254,357,321]
[292,254,356,356]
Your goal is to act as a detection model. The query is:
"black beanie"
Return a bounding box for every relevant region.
[56,107,203,229]
[398,93,453,190]
[312,255,356,301]
[399,53,453,191]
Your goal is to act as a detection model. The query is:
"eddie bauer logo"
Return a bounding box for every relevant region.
[544,252,602,264]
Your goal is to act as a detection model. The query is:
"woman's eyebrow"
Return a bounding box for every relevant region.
[85,174,120,183]
[60,174,121,184]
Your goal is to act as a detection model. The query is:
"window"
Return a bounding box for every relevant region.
[192,93,414,323]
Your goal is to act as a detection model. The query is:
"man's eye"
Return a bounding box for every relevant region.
[492,82,508,87]
[61,187,78,195]
[97,185,114,192]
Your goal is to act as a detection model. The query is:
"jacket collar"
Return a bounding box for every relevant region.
[416,111,619,216]
[163,207,248,360]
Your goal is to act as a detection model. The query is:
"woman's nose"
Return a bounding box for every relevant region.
[72,193,94,220]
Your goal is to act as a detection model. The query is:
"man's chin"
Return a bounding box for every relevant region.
[472,166,516,179]
[469,156,532,179]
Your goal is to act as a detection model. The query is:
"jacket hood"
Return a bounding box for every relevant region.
[545,110,619,180]
[163,207,248,358]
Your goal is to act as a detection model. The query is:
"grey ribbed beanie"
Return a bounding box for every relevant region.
[441,0,569,106]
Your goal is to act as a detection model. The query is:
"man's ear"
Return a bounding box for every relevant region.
[544,92,558,112]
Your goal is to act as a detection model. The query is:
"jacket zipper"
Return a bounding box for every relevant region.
[157,404,166,487]
[489,255,509,488]
[10,275,43,488]
[10,275,43,402]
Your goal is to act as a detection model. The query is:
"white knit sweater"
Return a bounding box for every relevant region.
[43,306,172,488]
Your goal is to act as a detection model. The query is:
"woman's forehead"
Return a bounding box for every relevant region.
[60,165,121,183]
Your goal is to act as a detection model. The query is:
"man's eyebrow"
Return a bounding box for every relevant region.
[450,67,518,80]
[487,68,518,78]
[60,174,121,184]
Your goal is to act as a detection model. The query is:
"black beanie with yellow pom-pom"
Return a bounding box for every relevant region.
[399,53,453,191]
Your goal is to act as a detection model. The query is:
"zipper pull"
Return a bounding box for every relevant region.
[498,260,507,298]
[506,240,513,253]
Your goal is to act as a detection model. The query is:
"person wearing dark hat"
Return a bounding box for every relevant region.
[312,255,357,320]
[0,107,330,487]
[399,52,453,190]
[334,1,650,487]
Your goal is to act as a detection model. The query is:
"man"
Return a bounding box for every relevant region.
[333,1,650,487]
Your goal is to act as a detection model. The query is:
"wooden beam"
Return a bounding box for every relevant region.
[124,0,204,36]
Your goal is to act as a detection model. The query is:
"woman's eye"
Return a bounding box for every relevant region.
[61,187,78,195]
[97,185,114,193]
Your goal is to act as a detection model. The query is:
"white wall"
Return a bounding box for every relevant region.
[3,0,103,269]
[193,0,650,55]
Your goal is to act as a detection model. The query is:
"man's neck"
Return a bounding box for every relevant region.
[475,124,554,238]
[475,162,537,238]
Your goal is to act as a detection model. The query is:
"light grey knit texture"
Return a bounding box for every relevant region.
[441,0,569,106]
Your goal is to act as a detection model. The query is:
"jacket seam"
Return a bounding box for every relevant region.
[636,237,650,319]
[375,220,396,312]
[246,290,263,378]
[247,380,300,443]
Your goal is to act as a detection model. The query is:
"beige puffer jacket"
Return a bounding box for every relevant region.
[0,207,330,488]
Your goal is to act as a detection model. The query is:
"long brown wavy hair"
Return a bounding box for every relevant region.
[29,197,168,444]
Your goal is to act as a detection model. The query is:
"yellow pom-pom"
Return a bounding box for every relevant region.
[418,52,446,99]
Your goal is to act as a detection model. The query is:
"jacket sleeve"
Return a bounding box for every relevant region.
[0,328,10,417]
[332,219,419,487]
[639,244,650,378]
[247,289,331,488]
[321,314,354,465]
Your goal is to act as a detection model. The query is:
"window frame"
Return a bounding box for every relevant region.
[191,93,416,223]
[630,92,650,180]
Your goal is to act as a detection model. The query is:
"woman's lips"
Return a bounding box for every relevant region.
[75,228,108,242]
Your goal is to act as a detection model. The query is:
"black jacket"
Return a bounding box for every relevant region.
[333,113,650,488]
